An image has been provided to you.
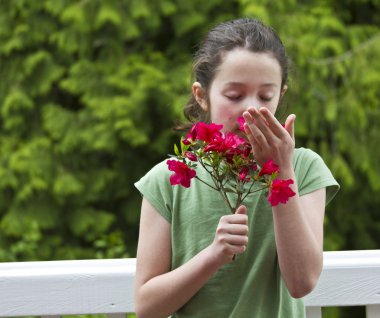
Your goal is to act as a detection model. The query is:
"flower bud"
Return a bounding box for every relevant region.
[185,151,198,162]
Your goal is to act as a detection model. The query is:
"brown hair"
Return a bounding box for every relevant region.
[178,17,289,131]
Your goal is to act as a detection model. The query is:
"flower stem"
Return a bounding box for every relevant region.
[241,181,256,202]
[241,185,269,201]
[215,168,235,214]
[218,187,235,214]
[199,159,236,214]
[234,192,242,211]
[195,176,219,191]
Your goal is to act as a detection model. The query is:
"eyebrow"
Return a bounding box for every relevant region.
[224,81,278,88]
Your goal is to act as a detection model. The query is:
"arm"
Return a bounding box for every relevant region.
[134,198,249,318]
[272,172,325,298]
[243,107,325,298]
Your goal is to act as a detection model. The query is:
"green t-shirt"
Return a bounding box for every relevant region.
[135,147,339,318]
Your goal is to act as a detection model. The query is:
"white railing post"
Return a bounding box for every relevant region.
[108,314,126,318]
[305,306,321,318]
[366,305,380,318]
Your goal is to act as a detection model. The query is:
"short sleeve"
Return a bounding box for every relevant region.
[134,160,173,222]
[293,148,340,205]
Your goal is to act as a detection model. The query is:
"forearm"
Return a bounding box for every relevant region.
[272,165,323,298]
[242,108,324,296]
[135,246,221,318]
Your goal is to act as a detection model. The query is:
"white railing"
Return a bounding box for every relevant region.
[0,250,379,318]
[305,250,380,318]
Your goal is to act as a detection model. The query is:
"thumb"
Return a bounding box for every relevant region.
[235,205,247,215]
[285,114,296,141]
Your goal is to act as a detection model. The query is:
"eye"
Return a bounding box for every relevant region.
[260,96,272,102]
[225,94,242,101]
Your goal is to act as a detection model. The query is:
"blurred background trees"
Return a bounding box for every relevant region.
[0,0,379,316]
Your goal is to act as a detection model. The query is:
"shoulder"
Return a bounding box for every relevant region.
[147,158,172,175]
[293,147,322,165]
[293,147,330,174]
[134,159,174,222]
[135,158,174,190]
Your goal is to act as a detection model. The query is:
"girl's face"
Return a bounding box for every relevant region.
[193,48,286,134]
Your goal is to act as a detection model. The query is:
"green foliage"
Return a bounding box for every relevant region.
[238,0,380,255]
[0,0,242,261]
[0,2,379,316]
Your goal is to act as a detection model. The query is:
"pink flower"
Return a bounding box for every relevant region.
[237,116,246,132]
[259,160,280,176]
[268,179,296,206]
[204,132,245,153]
[167,160,196,188]
[189,122,223,142]
[185,151,197,162]
[242,142,252,157]
[238,166,250,182]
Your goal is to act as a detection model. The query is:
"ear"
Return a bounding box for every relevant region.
[192,82,208,111]
[280,85,288,99]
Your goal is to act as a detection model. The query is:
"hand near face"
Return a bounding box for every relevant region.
[243,107,296,169]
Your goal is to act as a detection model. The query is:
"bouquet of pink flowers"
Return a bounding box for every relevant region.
[167,118,295,213]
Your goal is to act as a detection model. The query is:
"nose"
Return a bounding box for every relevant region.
[243,102,260,113]
[243,95,261,110]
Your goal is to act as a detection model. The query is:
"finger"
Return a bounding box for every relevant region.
[247,108,277,144]
[259,108,288,138]
[226,214,248,225]
[220,214,247,225]
[247,123,267,147]
[224,234,249,246]
[225,224,249,235]
[230,244,247,255]
[223,243,246,257]
[285,114,296,140]
[244,123,262,152]
[235,205,247,215]
[243,113,267,148]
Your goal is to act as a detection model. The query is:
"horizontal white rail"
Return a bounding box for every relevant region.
[0,258,136,316]
[305,250,380,306]
[304,250,380,318]
[0,250,379,317]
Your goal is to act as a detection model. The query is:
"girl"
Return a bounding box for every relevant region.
[134,18,339,318]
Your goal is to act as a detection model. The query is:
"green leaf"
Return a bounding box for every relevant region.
[174,143,180,156]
